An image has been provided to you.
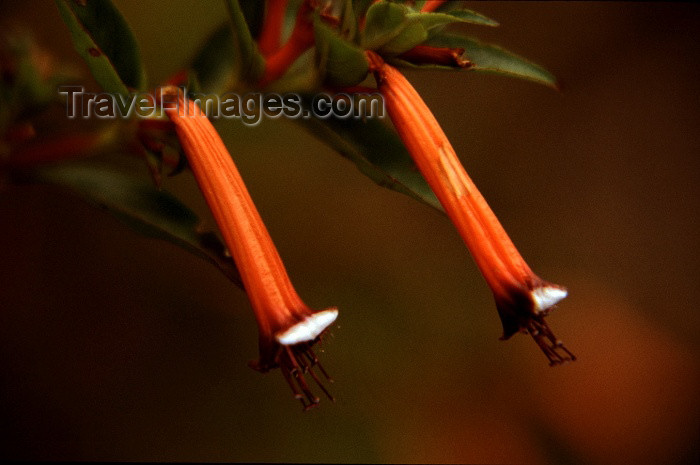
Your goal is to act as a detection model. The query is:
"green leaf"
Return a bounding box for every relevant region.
[36,164,242,287]
[380,20,428,56]
[385,57,463,71]
[224,0,266,85]
[295,100,442,212]
[440,9,499,27]
[362,1,428,56]
[314,17,369,88]
[188,0,265,93]
[408,10,499,31]
[190,23,237,95]
[416,0,494,17]
[339,0,358,43]
[428,33,558,88]
[364,3,497,56]
[55,0,146,95]
[361,1,411,51]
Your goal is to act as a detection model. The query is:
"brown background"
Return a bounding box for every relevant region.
[1,1,698,463]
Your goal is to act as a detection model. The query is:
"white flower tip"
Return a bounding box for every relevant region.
[531,286,568,313]
[275,308,338,345]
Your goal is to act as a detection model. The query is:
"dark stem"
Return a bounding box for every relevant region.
[398,45,471,68]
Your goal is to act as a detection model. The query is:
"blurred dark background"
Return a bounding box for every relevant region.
[1,2,698,463]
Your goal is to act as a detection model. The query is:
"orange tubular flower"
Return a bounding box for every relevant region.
[162,87,337,409]
[366,52,574,365]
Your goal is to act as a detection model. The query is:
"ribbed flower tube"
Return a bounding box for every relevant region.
[163,87,337,408]
[367,52,574,365]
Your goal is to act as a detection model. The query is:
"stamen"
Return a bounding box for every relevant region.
[306,365,335,402]
[527,316,576,365]
[280,363,304,400]
[306,347,333,381]
[277,343,335,410]
[283,346,319,407]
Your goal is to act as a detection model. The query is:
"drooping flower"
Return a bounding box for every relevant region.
[366,52,574,365]
[162,87,338,408]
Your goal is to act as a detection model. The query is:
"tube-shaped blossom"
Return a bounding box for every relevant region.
[366,52,574,365]
[162,87,338,408]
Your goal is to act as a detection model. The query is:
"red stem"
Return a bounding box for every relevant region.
[258,0,315,87]
[420,0,446,13]
[258,0,290,57]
